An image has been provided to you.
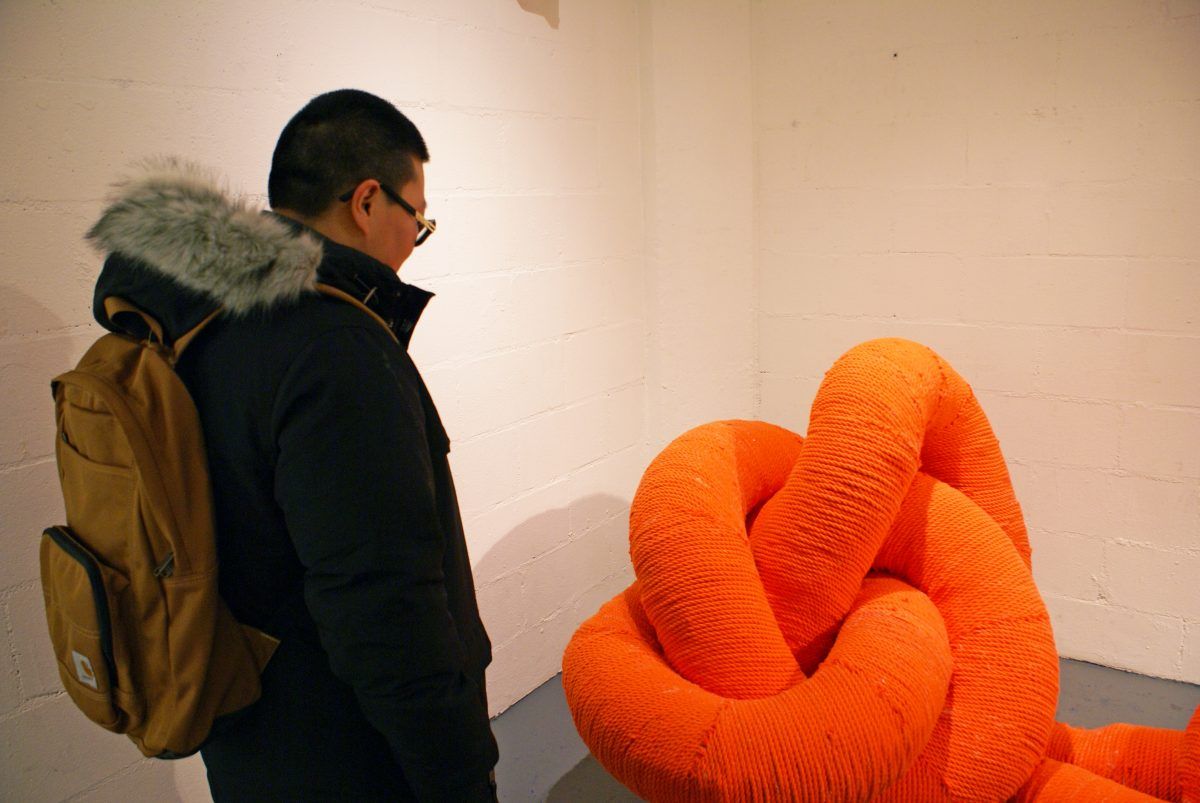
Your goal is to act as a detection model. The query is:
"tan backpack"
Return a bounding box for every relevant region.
[40,284,395,758]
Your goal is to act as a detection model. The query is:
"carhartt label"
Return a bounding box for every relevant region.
[72,650,98,690]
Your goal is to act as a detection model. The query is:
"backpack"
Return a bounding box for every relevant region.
[40,284,397,759]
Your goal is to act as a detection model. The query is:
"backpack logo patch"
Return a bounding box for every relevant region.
[72,650,99,690]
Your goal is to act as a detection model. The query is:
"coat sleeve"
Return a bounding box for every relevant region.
[270,323,498,801]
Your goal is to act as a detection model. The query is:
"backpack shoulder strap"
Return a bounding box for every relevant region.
[314,282,399,344]
[102,283,398,363]
[101,296,222,364]
[172,308,222,359]
[102,296,165,345]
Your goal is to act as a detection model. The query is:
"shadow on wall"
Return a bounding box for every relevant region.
[517,0,560,29]
[0,282,74,599]
[0,284,72,463]
[470,493,636,801]
[471,490,634,711]
[0,284,78,466]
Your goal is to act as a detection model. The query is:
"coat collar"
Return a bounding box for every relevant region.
[272,214,433,348]
[88,158,432,347]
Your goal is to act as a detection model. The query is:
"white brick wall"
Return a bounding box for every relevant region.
[754,1,1200,684]
[3,0,1197,799]
[640,0,757,448]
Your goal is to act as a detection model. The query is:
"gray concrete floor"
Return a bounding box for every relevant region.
[543,658,1200,802]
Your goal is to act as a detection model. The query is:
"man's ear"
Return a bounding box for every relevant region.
[347,179,382,236]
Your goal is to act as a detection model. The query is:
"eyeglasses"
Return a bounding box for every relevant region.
[338,182,437,246]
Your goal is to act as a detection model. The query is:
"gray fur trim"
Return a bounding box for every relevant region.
[87,157,323,313]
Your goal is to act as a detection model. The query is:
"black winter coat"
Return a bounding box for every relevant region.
[86,162,497,801]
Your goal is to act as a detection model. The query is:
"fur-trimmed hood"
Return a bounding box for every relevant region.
[88,158,323,314]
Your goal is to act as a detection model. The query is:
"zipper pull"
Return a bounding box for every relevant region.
[153,552,175,578]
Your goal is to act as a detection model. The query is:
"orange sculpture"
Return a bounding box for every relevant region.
[562,338,1199,802]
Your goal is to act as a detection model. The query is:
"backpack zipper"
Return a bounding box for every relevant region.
[153,552,175,578]
[44,526,119,687]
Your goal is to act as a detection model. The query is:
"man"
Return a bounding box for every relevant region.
[86,90,498,801]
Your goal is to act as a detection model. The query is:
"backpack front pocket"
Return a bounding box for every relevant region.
[39,525,133,731]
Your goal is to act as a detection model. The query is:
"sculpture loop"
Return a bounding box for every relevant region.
[563,338,1199,802]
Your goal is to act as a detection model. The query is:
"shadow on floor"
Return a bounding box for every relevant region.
[547,754,639,802]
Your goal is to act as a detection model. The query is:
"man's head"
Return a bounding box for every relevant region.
[269,89,432,271]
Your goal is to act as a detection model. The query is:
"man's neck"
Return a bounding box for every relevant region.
[273,208,364,253]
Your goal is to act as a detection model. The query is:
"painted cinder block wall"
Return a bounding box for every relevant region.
[754,1,1200,684]
[640,0,757,450]
[0,1,658,799]
[1,0,1196,800]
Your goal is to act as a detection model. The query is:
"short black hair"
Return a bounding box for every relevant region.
[268,89,429,218]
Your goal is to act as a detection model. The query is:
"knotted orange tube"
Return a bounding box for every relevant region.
[1042,721,1185,799]
[567,577,953,801]
[562,338,1198,802]
[1016,758,1165,802]
[1183,707,1200,802]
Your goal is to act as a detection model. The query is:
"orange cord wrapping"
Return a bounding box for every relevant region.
[562,338,1199,802]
